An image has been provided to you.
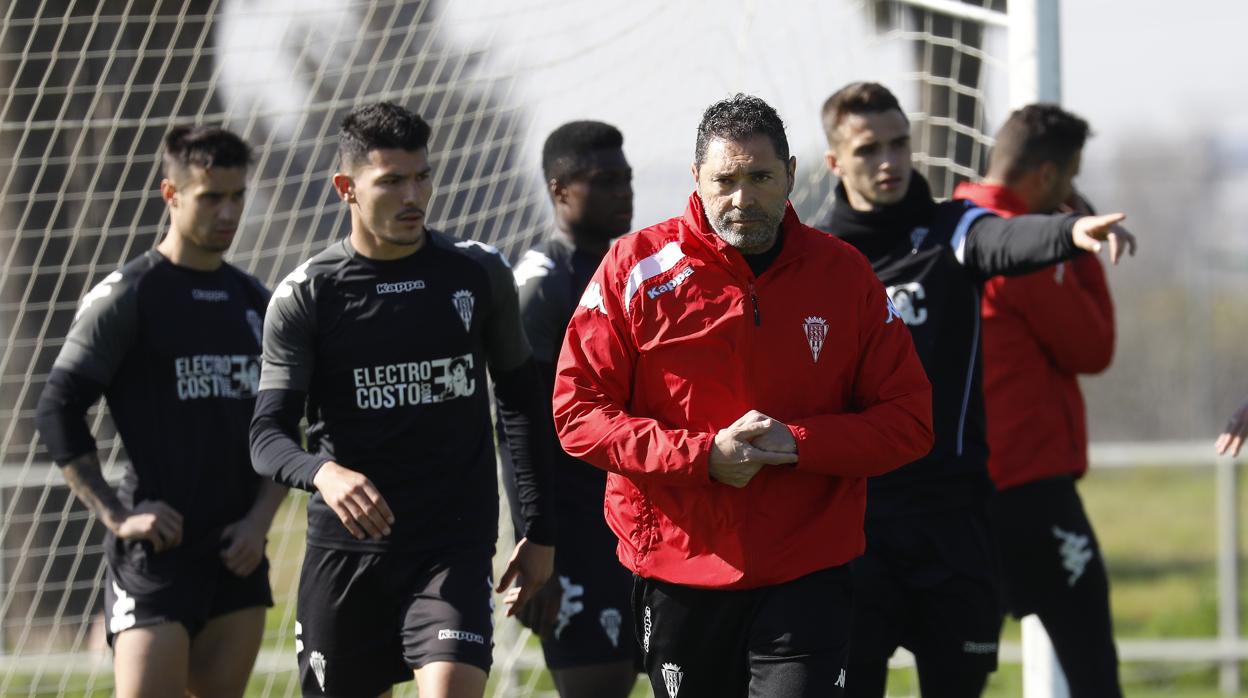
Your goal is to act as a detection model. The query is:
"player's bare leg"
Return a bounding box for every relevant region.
[414,660,488,698]
[552,660,637,698]
[113,622,190,698]
[186,606,266,697]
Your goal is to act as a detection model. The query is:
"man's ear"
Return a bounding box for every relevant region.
[786,156,797,196]
[548,178,564,205]
[160,178,177,205]
[331,172,355,203]
[824,150,841,177]
[1038,161,1058,189]
[690,161,700,186]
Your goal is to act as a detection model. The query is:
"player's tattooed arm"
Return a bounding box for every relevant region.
[61,453,183,552]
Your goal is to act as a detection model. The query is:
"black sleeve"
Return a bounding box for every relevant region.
[955,206,1082,280]
[493,357,556,545]
[34,368,106,465]
[249,388,331,491]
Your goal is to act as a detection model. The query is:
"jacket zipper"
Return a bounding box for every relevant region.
[748,283,761,326]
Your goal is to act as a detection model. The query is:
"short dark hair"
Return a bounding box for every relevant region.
[542,121,624,183]
[694,94,789,167]
[339,102,432,170]
[162,126,251,180]
[821,82,906,146]
[989,104,1091,182]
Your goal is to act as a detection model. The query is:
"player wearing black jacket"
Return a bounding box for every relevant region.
[34,127,286,698]
[501,121,639,698]
[817,83,1135,698]
[248,102,555,698]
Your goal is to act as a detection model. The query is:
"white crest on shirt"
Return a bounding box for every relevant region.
[802,316,828,362]
[452,290,475,331]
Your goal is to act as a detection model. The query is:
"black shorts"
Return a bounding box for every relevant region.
[633,565,852,698]
[988,476,1105,616]
[540,514,640,671]
[104,538,273,645]
[295,543,495,697]
[989,476,1123,698]
[850,508,1003,675]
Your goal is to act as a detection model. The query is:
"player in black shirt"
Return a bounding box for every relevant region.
[816,83,1136,698]
[249,102,556,698]
[501,121,639,697]
[34,127,286,698]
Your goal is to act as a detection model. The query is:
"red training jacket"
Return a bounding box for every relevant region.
[954,182,1115,490]
[553,192,933,589]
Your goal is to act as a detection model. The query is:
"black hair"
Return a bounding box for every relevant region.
[694,94,789,167]
[820,82,907,146]
[162,126,251,179]
[339,102,432,169]
[990,104,1091,182]
[542,120,624,183]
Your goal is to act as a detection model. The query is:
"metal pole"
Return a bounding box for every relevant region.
[1009,4,1065,695]
[1216,455,1241,695]
[1022,615,1070,698]
[1008,0,1062,107]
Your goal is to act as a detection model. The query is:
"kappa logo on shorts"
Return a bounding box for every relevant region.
[438,629,486,645]
[836,668,846,688]
[294,621,304,654]
[108,581,136,633]
[309,650,327,691]
[642,605,652,653]
[554,575,585,639]
[1053,525,1093,587]
[600,608,622,648]
[962,640,999,655]
[661,663,684,698]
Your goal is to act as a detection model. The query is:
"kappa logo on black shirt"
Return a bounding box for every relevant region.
[376,280,426,294]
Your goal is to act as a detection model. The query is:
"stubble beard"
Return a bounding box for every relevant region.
[706,200,785,255]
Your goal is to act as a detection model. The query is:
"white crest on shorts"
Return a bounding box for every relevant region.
[309,650,327,691]
[452,290,475,331]
[642,605,652,653]
[661,663,684,698]
[802,316,828,363]
[836,668,847,687]
[295,621,304,654]
[600,608,622,648]
[108,580,136,633]
[554,575,585,639]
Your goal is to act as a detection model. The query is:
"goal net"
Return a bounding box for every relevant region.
[0,1,1011,695]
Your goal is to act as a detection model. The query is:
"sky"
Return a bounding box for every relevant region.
[1062,0,1248,142]
[435,0,1244,228]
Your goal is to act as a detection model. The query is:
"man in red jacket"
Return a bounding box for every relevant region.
[954,103,1123,698]
[553,94,934,698]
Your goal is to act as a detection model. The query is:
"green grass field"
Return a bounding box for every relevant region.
[3,464,1245,697]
